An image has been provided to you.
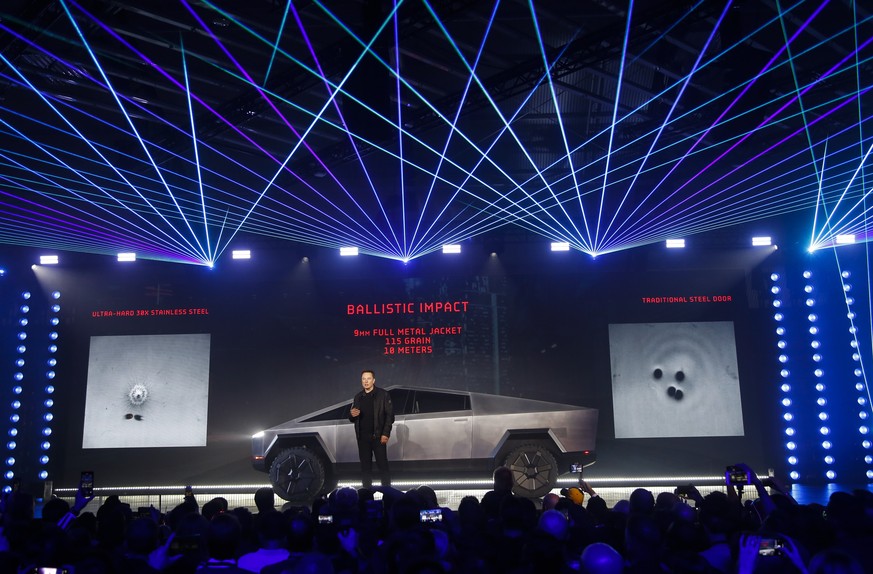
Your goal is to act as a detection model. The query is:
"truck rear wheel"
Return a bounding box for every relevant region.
[503,442,559,498]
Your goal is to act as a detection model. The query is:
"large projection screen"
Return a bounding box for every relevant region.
[82,334,211,448]
[608,321,744,439]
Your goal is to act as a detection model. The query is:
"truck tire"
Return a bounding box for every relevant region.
[503,442,559,498]
[269,447,326,503]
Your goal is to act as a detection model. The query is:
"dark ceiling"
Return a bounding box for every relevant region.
[0,0,870,264]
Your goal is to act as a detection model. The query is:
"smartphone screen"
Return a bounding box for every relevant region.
[725,466,749,486]
[420,509,442,523]
[318,514,333,524]
[79,471,94,497]
[758,537,784,556]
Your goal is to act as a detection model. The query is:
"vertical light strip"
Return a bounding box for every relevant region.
[40,291,61,482]
[770,272,799,480]
[839,268,873,479]
[803,270,832,481]
[6,291,29,489]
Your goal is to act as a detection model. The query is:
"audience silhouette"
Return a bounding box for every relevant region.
[0,463,871,573]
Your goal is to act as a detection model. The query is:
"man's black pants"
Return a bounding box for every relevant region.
[357,436,390,488]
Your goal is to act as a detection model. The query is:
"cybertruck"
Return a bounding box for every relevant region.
[252,386,598,502]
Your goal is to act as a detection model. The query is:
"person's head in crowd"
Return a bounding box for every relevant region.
[70,553,116,574]
[492,466,513,492]
[333,486,359,515]
[499,494,537,537]
[586,492,609,523]
[554,497,575,515]
[457,495,486,532]
[699,491,737,536]
[851,488,873,517]
[289,553,336,573]
[580,542,623,574]
[254,486,276,513]
[430,528,452,564]
[391,492,424,531]
[612,499,630,515]
[825,491,865,534]
[809,548,865,574]
[71,511,98,539]
[126,516,159,556]
[663,518,708,554]
[230,506,256,553]
[4,491,35,526]
[173,511,210,562]
[384,529,438,573]
[165,497,199,532]
[565,486,586,506]
[629,487,655,515]
[537,509,569,541]
[542,492,560,512]
[655,491,679,511]
[625,513,662,564]
[416,485,439,510]
[96,503,127,549]
[41,497,71,524]
[205,512,242,560]
[201,498,225,521]
[231,506,253,530]
[671,500,697,524]
[287,513,315,553]
[255,509,287,549]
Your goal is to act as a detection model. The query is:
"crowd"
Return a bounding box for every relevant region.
[0,463,871,573]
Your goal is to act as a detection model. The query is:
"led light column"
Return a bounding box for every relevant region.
[769,272,802,480]
[5,291,30,491]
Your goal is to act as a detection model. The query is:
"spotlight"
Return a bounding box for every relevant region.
[442,244,461,254]
[835,234,855,244]
[117,252,136,262]
[550,242,570,252]
[339,247,359,257]
[665,239,685,248]
[752,236,772,246]
[39,255,58,265]
[231,250,251,260]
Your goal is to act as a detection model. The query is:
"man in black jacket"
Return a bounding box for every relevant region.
[349,369,394,488]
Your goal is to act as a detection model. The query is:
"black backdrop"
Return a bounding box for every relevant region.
[6,242,776,487]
